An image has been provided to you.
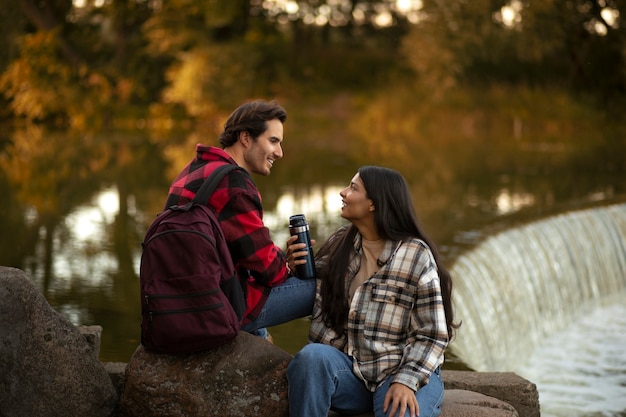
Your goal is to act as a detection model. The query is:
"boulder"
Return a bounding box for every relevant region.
[117,338,539,417]
[0,266,118,417]
[442,370,539,417]
[120,332,292,417]
[441,390,518,416]
[0,264,541,417]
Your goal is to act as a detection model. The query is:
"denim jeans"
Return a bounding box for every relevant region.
[240,277,316,334]
[287,343,444,417]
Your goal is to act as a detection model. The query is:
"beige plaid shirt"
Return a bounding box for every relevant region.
[309,233,449,392]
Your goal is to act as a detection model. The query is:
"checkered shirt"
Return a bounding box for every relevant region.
[309,234,449,391]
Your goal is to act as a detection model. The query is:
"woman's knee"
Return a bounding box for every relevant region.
[289,343,326,370]
[288,344,319,383]
[288,343,343,378]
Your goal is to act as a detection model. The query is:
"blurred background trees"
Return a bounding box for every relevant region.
[406,0,624,103]
[0,0,626,153]
[0,0,624,129]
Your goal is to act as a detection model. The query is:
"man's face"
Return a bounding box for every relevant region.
[243,118,284,176]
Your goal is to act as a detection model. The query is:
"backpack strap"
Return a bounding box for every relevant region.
[192,163,240,205]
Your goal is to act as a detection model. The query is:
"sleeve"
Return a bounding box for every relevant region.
[218,183,288,288]
[392,247,449,390]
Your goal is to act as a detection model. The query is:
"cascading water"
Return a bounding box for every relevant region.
[448,203,626,416]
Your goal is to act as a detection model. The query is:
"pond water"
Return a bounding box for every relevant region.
[516,300,626,417]
[1,122,625,416]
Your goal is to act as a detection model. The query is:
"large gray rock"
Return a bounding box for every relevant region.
[442,370,540,417]
[0,266,117,417]
[441,390,518,416]
[120,332,292,417]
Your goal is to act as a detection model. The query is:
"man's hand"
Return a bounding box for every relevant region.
[285,235,315,271]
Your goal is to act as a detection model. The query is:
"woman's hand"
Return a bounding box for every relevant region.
[384,382,419,417]
[285,235,315,272]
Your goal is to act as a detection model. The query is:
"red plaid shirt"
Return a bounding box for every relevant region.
[165,144,289,325]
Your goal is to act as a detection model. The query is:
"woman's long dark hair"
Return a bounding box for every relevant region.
[315,166,459,339]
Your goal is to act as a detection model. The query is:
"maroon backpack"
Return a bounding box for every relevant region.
[140,164,245,354]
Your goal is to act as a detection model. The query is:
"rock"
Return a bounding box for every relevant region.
[104,362,128,417]
[120,332,292,417]
[328,389,518,417]
[0,265,542,417]
[442,370,539,417]
[441,390,518,416]
[104,361,128,398]
[78,324,104,359]
[118,340,540,417]
[0,266,118,417]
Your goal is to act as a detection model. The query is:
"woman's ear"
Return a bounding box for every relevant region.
[369,200,375,212]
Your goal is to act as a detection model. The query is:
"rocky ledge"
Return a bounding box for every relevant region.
[1,266,540,417]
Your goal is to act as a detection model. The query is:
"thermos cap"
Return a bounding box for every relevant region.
[289,214,307,227]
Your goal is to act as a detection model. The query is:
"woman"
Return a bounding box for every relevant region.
[286,166,458,417]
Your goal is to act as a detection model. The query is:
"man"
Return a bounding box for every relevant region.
[164,100,314,339]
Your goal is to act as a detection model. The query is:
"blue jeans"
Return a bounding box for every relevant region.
[287,343,444,417]
[240,277,316,334]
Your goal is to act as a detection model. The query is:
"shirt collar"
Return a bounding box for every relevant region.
[352,233,402,268]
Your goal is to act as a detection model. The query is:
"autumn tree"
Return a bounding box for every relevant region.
[1,0,159,128]
[402,0,625,104]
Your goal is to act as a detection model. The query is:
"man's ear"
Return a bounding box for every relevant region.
[239,131,251,147]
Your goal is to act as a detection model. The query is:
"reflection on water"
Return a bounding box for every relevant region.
[493,188,535,215]
[263,185,347,248]
[52,187,123,288]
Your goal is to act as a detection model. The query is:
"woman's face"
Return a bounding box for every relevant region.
[339,173,374,222]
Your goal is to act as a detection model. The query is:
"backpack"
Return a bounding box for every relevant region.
[139,163,246,354]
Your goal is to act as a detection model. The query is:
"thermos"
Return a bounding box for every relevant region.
[288,214,316,279]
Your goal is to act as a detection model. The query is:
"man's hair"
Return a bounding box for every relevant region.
[218,100,287,148]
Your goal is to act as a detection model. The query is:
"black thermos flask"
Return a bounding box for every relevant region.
[288,214,316,279]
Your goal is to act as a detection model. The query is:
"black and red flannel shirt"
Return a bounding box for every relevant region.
[165,144,289,325]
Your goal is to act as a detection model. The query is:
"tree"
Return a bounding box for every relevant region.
[142,0,287,115]
[1,0,160,127]
[402,0,626,102]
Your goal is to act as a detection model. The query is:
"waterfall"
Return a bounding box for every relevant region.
[449,203,626,372]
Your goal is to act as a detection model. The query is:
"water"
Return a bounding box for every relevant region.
[12,188,626,417]
[516,301,626,417]
[448,204,626,416]
[2,125,626,416]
